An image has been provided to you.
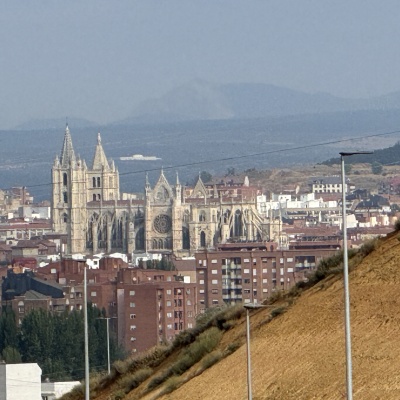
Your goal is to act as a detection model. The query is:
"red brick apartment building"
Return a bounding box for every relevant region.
[116,268,197,353]
[195,247,337,311]
[3,258,197,354]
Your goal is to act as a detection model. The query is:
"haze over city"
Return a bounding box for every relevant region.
[1,0,400,129]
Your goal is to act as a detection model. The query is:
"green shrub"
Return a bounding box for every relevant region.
[225,341,241,355]
[117,367,153,393]
[147,369,172,391]
[271,307,287,318]
[147,327,223,391]
[201,350,223,370]
[112,390,125,400]
[163,376,181,394]
[359,238,378,257]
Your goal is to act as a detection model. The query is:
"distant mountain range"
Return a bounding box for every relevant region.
[13,81,400,129]
[120,80,400,124]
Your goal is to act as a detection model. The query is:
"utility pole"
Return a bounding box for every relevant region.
[84,265,89,400]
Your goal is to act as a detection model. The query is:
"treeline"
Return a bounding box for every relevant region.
[0,306,125,381]
[322,141,400,166]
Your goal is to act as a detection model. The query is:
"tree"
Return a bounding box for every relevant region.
[371,161,383,175]
[200,171,212,183]
[226,167,235,176]
[0,307,18,353]
[2,346,22,364]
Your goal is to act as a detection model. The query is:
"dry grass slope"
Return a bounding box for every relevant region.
[159,232,400,400]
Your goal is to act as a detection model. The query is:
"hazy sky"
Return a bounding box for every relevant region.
[1,0,400,129]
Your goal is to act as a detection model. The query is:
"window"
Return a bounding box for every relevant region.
[167,312,172,318]
[166,289,172,295]
[212,279,218,284]
[91,292,97,297]
[130,314,136,319]
[200,231,206,247]
[129,290,135,296]
[211,269,218,274]
[253,269,257,276]
[244,269,250,274]
[244,279,250,284]
[211,289,218,294]
[166,301,172,307]
[63,191,68,203]
[167,324,173,329]
[199,289,205,294]
[199,280,204,284]
[187,300,191,305]
[93,194,96,201]
[211,259,217,264]
[187,311,193,317]
[198,270,204,274]
[97,177,101,187]
[263,279,268,284]
[130,325,136,331]
[93,177,96,188]
[188,323,193,328]
[212,299,219,304]
[130,337,136,342]
[130,302,135,308]
[63,173,68,186]
[262,268,268,273]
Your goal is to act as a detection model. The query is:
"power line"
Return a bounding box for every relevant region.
[3,127,400,193]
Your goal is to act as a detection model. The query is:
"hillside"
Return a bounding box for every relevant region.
[123,80,400,123]
[152,232,400,400]
[63,230,400,400]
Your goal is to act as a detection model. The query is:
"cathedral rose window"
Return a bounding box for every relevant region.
[153,214,172,234]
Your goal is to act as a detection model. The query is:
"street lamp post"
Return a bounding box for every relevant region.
[340,151,372,400]
[83,265,89,400]
[97,317,117,374]
[244,303,266,400]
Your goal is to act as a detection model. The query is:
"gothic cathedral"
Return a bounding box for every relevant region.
[52,126,269,255]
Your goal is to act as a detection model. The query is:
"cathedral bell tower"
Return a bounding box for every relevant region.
[51,125,87,254]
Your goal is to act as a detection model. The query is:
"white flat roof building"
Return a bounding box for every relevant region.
[0,362,41,400]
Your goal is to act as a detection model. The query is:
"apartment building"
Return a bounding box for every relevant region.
[116,268,197,353]
[195,247,337,311]
[2,258,197,354]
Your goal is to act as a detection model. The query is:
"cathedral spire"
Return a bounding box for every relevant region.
[92,132,110,170]
[176,171,180,186]
[60,124,76,167]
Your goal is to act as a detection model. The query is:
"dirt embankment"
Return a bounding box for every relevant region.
[156,232,400,400]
